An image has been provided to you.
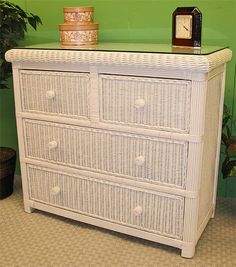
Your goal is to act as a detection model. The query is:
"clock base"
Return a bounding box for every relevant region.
[172,45,201,54]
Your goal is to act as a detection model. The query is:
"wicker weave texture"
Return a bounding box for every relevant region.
[27,164,184,239]
[99,75,191,133]
[23,119,188,188]
[5,48,232,72]
[7,46,232,258]
[20,70,90,119]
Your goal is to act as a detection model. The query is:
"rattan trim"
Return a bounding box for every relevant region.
[5,48,232,72]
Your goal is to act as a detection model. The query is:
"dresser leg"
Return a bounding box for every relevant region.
[211,204,216,218]
[211,211,215,219]
[181,243,195,258]
[24,203,35,213]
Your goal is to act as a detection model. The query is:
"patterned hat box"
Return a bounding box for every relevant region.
[63,7,94,24]
[59,23,98,46]
[59,6,98,46]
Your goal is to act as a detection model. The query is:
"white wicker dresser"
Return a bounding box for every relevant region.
[6,43,232,258]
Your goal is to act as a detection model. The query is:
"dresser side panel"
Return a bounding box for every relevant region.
[197,72,224,229]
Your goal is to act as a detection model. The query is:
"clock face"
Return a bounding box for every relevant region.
[175,15,192,39]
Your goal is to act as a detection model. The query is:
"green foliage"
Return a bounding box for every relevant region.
[0,1,42,89]
[221,104,236,178]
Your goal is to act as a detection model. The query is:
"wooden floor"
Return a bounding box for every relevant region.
[0,177,235,267]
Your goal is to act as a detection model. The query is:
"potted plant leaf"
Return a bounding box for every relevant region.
[0,1,42,199]
[221,104,236,178]
[0,0,42,89]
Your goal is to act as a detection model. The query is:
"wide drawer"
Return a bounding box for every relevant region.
[23,119,188,188]
[27,164,184,240]
[19,70,90,119]
[99,75,191,133]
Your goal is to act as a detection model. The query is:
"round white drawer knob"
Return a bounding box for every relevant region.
[135,156,145,166]
[48,140,58,150]
[133,206,143,216]
[51,186,61,196]
[134,98,146,109]
[46,90,56,99]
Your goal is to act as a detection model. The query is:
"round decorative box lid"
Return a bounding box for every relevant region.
[63,7,94,12]
[59,23,98,31]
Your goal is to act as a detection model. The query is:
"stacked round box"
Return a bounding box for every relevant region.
[59,7,98,46]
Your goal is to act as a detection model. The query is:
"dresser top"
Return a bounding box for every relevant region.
[12,42,227,55]
[5,42,232,73]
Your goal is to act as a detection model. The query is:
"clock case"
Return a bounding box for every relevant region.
[172,7,202,48]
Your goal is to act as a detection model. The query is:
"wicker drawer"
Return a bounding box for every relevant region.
[99,75,191,133]
[27,164,184,240]
[23,119,188,188]
[20,70,90,119]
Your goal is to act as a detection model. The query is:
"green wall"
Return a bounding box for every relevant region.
[1,0,236,196]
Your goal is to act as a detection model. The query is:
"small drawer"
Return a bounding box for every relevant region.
[20,70,90,119]
[99,75,191,133]
[27,164,184,240]
[23,119,188,188]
